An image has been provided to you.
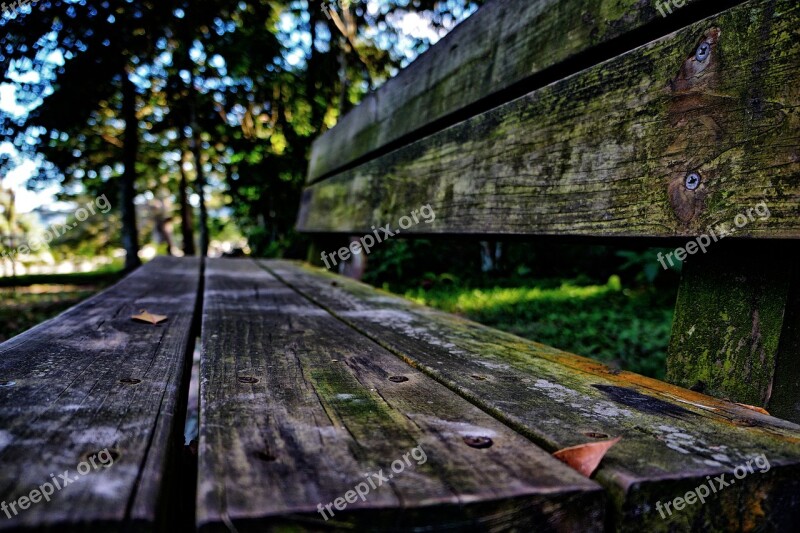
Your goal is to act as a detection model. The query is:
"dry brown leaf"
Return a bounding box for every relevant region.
[553,437,621,477]
[734,402,770,416]
[131,309,168,325]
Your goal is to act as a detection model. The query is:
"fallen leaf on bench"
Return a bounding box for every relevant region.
[734,402,770,416]
[131,310,168,325]
[553,437,621,477]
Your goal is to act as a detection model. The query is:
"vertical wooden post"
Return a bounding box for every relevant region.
[305,235,345,269]
[666,241,800,422]
[306,235,367,279]
[768,262,800,422]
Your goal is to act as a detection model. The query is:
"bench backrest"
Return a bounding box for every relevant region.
[298,0,800,422]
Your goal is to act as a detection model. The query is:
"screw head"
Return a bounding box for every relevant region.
[685,172,701,191]
[695,42,711,62]
[463,436,493,449]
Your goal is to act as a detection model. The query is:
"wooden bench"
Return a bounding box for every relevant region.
[0,257,201,531]
[1,0,799,531]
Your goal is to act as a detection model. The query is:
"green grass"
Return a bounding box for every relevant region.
[401,275,674,379]
[0,275,120,342]
[0,267,123,288]
[0,267,123,342]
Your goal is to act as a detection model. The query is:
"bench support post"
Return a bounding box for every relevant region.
[305,235,344,268]
[666,242,800,422]
[306,235,366,279]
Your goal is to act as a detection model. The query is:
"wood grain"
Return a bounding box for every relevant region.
[667,241,800,422]
[299,0,800,239]
[0,256,201,531]
[197,258,605,532]
[308,0,717,182]
[264,260,800,531]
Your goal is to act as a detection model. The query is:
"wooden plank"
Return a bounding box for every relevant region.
[0,256,200,530]
[263,260,800,531]
[666,242,800,423]
[768,251,800,423]
[197,258,605,531]
[299,0,800,238]
[308,0,719,182]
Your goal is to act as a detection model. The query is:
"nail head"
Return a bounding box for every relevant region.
[463,436,493,449]
[685,172,701,191]
[695,42,710,62]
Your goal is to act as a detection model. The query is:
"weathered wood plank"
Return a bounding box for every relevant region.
[264,260,800,531]
[0,256,200,531]
[308,0,720,182]
[299,0,800,239]
[197,258,605,532]
[768,253,800,423]
[667,242,800,422]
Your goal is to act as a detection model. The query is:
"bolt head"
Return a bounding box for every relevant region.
[695,42,711,62]
[463,436,493,449]
[685,172,701,191]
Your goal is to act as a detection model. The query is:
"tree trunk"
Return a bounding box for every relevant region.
[178,151,196,256]
[307,0,322,128]
[189,125,209,257]
[6,189,17,280]
[186,63,209,256]
[480,241,503,273]
[153,197,176,255]
[121,73,141,271]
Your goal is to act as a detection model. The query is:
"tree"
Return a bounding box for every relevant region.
[1,0,482,265]
[2,0,195,269]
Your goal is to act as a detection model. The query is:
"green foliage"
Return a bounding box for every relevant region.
[362,238,484,289]
[404,275,674,378]
[1,0,483,262]
[616,248,681,284]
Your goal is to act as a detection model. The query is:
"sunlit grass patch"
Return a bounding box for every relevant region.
[408,275,623,313]
[0,280,114,343]
[403,275,672,379]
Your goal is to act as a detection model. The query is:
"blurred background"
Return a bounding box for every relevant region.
[0,0,682,377]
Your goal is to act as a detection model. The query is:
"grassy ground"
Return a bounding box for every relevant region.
[0,271,121,343]
[399,275,675,379]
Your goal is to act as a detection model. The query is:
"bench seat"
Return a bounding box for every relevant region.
[0,257,201,531]
[197,258,605,531]
[259,259,800,531]
[2,257,800,531]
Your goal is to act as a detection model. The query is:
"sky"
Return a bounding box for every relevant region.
[1,49,64,213]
